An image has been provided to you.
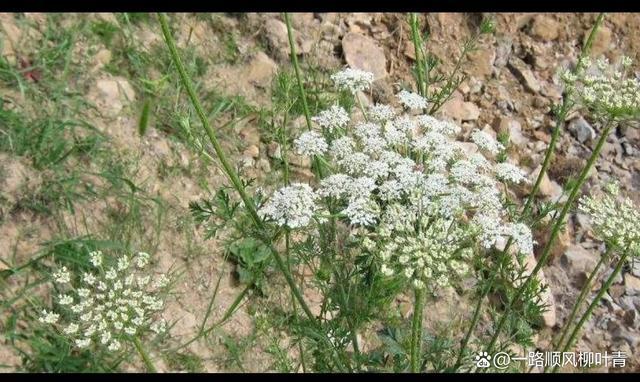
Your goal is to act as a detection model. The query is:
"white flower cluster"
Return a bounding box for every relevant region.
[312,105,350,132]
[258,183,321,229]
[397,89,428,110]
[330,68,374,94]
[578,182,640,256]
[261,68,532,289]
[41,250,169,351]
[564,56,640,121]
[294,131,328,156]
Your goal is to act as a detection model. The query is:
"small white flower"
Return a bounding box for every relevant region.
[63,323,79,335]
[107,340,121,352]
[83,272,96,285]
[75,338,91,348]
[331,68,374,94]
[397,89,427,110]
[135,252,150,269]
[117,256,130,271]
[368,104,396,122]
[124,326,136,336]
[312,105,350,132]
[39,310,60,324]
[294,131,328,157]
[150,319,166,334]
[259,183,320,229]
[105,269,117,280]
[89,251,103,267]
[52,267,71,284]
[58,294,74,306]
[494,162,527,184]
[77,288,90,298]
[471,129,504,155]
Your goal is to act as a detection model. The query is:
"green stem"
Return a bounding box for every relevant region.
[521,13,604,217]
[158,12,315,322]
[410,288,425,372]
[409,13,426,97]
[486,121,614,354]
[283,13,312,132]
[551,247,628,373]
[134,337,157,373]
[283,12,325,180]
[553,248,610,352]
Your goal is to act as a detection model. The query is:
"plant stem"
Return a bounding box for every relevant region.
[410,287,425,372]
[283,13,312,132]
[552,248,610,353]
[521,13,605,217]
[409,13,427,97]
[159,13,349,371]
[158,12,315,321]
[551,247,628,373]
[283,12,325,180]
[486,121,614,354]
[134,337,157,373]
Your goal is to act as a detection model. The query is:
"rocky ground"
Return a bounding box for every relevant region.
[1,12,639,372]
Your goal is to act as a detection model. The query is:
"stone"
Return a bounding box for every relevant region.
[341,32,387,80]
[466,48,495,77]
[239,126,261,147]
[243,145,259,159]
[263,18,306,60]
[440,97,480,122]
[0,14,21,64]
[91,48,112,72]
[245,51,278,89]
[497,117,527,147]
[631,261,640,278]
[289,154,311,168]
[508,57,541,93]
[521,251,556,327]
[529,165,563,201]
[494,37,513,69]
[560,245,599,277]
[90,77,136,115]
[267,142,281,160]
[567,116,596,143]
[624,274,640,296]
[530,15,560,41]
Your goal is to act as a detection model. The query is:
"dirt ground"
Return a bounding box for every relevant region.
[1,12,640,372]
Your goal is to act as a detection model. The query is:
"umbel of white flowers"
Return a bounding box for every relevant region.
[259,67,534,290]
[578,182,640,257]
[562,55,640,121]
[40,250,169,351]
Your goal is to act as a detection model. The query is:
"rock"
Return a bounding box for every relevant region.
[91,48,112,72]
[508,57,541,93]
[243,145,260,159]
[529,165,563,202]
[561,245,599,285]
[267,142,281,160]
[521,251,557,327]
[289,154,311,168]
[567,117,596,143]
[0,14,21,64]
[631,261,640,278]
[263,18,306,60]
[494,37,513,69]
[624,274,640,296]
[90,77,136,115]
[530,15,560,41]
[239,126,261,147]
[244,52,278,89]
[588,25,612,57]
[341,32,387,80]
[440,97,480,122]
[497,117,527,147]
[466,48,495,77]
